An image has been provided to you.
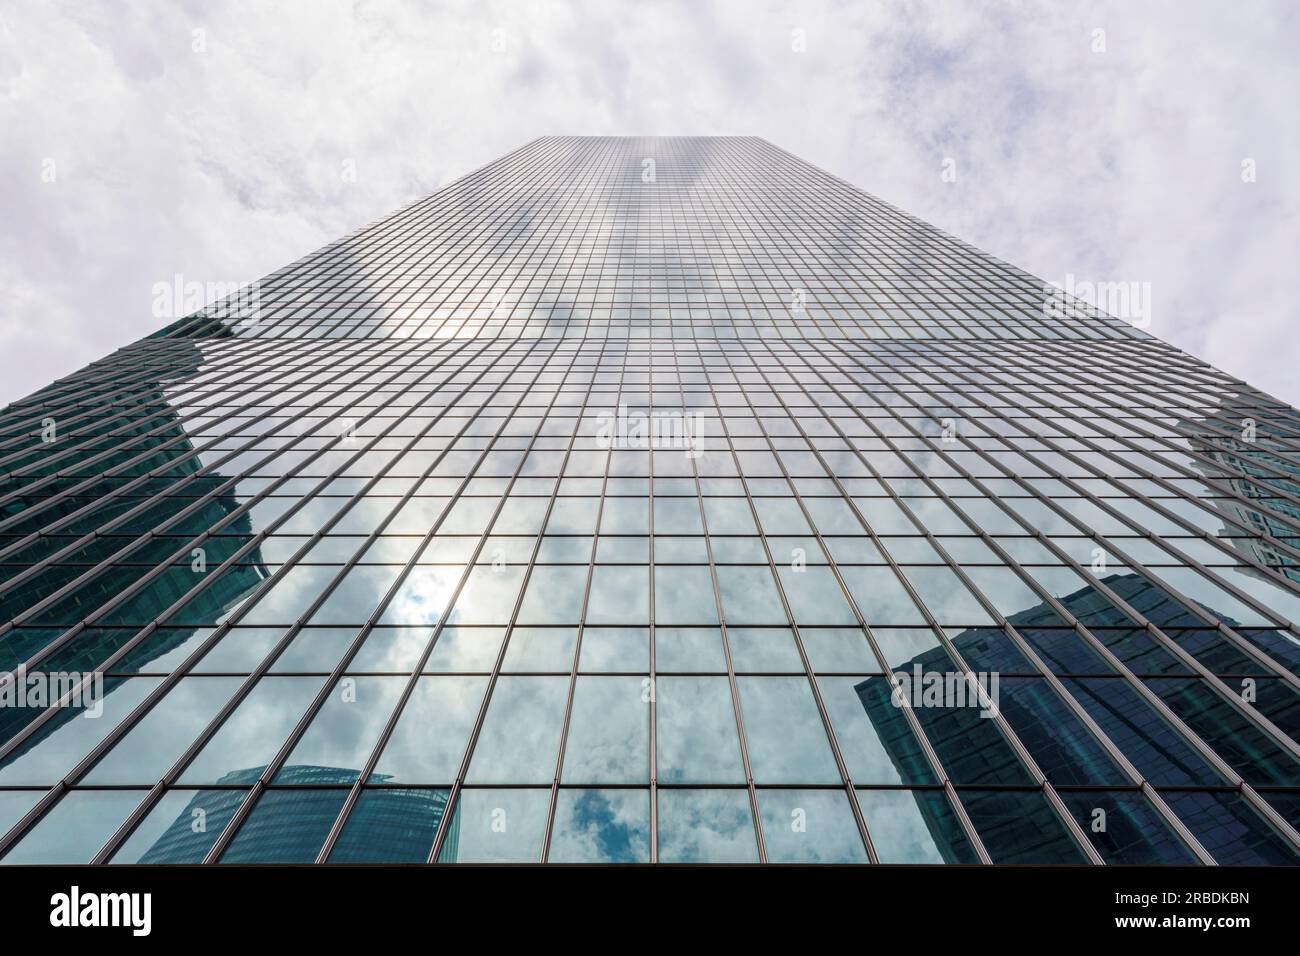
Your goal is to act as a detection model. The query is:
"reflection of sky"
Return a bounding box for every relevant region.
[0,790,144,864]
[178,676,325,784]
[549,789,649,863]
[374,676,488,783]
[856,789,949,864]
[757,789,867,864]
[656,789,756,864]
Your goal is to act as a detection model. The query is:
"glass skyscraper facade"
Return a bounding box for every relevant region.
[1,135,1298,865]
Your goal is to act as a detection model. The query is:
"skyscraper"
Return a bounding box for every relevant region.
[1,136,1297,865]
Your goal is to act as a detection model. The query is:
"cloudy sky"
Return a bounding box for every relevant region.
[2,0,1296,407]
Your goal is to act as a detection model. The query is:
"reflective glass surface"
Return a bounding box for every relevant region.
[2,136,1299,865]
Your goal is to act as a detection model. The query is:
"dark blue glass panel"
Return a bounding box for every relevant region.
[1162,790,1300,865]
[958,789,1089,864]
[328,788,448,864]
[1058,790,1199,865]
[219,788,349,864]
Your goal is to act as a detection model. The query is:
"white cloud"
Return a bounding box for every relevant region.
[1,0,1296,404]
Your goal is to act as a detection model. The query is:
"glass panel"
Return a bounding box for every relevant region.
[1163,790,1300,865]
[656,677,744,784]
[561,677,649,784]
[110,789,248,864]
[653,566,719,626]
[578,628,649,672]
[328,788,449,863]
[219,788,349,863]
[655,628,726,673]
[0,677,161,786]
[958,789,1089,864]
[548,789,651,863]
[1057,790,1198,865]
[2,790,143,864]
[465,677,568,784]
[438,788,550,863]
[736,677,839,784]
[85,677,242,784]
[757,788,868,863]
[839,567,926,625]
[856,788,979,863]
[177,676,326,784]
[424,627,505,672]
[275,676,407,784]
[715,566,787,625]
[818,676,937,785]
[373,676,488,783]
[777,566,857,625]
[728,628,802,673]
[656,789,758,863]
[586,567,650,625]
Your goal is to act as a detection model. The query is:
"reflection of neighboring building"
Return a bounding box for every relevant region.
[0,488,268,748]
[0,345,270,747]
[1180,405,1300,586]
[853,571,1258,861]
[138,766,455,864]
[1005,571,1205,630]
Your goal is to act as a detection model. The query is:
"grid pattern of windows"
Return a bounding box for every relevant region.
[0,136,1297,865]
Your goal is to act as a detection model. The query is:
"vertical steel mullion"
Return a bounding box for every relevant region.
[709,342,877,863]
[202,339,561,865]
[749,337,1085,862]
[424,341,608,864]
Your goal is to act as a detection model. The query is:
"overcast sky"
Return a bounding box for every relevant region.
[2,0,1296,407]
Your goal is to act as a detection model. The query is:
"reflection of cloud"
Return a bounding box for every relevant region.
[281,676,407,781]
[178,676,327,783]
[758,789,867,863]
[549,789,649,863]
[856,789,949,864]
[657,789,756,863]
[465,676,568,784]
[380,566,462,625]
[374,677,488,782]
[446,566,525,625]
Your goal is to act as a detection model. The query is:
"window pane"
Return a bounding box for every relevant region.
[757,788,867,863]
[466,677,568,784]
[219,789,349,864]
[856,788,978,863]
[561,677,649,784]
[374,676,488,783]
[438,788,550,863]
[656,677,744,784]
[736,677,839,784]
[548,789,650,863]
[328,788,450,863]
[2,791,143,864]
[657,789,757,863]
